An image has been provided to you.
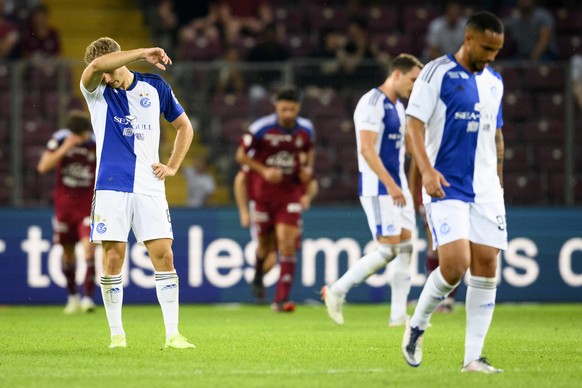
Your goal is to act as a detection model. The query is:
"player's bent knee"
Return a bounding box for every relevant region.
[378,243,399,263]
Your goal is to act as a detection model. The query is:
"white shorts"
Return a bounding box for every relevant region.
[359,190,415,239]
[90,190,173,244]
[424,199,507,250]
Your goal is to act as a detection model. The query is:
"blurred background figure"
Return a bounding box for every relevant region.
[215,44,246,93]
[0,0,20,60]
[36,110,97,314]
[19,3,60,60]
[183,154,216,208]
[424,0,467,61]
[504,0,558,61]
[218,0,273,44]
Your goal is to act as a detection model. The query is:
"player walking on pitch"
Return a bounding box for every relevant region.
[80,37,194,349]
[322,54,423,326]
[401,12,507,373]
[235,86,315,312]
[37,110,98,314]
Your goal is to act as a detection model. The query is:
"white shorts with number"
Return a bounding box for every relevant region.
[90,190,173,244]
[424,199,507,250]
[360,190,415,239]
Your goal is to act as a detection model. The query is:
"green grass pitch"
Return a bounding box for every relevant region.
[1,303,580,387]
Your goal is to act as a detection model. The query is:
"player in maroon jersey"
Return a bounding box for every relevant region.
[234,166,318,304]
[235,85,315,312]
[37,110,97,314]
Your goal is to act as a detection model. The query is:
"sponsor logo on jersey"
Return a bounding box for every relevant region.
[264,133,292,146]
[266,151,295,173]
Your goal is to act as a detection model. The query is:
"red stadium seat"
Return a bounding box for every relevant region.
[314,117,354,145]
[523,65,565,91]
[306,5,348,32]
[210,92,250,119]
[503,91,534,121]
[179,36,222,61]
[273,8,305,34]
[526,118,565,143]
[557,35,582,59]
[535,92,565,120]
[219,117,250,146]
[494,65,522,91]
[553,8,582,34]
[373,33,413,58]
[401,6,439,35]
[362,6,398,34]
[285,34,315,58]
[534,144,564,173]
[303,91,349,120]
[504,145,531,173]
[503,172,543,205]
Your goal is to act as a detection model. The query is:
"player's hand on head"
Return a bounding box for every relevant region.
[151,163,176,180]
[145,47,172,71]
[63,134,83,148]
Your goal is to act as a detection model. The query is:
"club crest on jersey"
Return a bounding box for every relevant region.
[95,222,107,234]
[140,97,151,108]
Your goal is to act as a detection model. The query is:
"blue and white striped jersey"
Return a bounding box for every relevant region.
[80,71,184,197]
[406,54,504,204]
[354,88,408,197]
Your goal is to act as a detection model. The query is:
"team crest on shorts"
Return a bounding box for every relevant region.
[95,222,107,234]
[440,222,451,235]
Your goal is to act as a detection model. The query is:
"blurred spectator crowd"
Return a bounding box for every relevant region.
[2,0,582,207]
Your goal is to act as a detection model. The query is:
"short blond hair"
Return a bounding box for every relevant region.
[84,37,120,64]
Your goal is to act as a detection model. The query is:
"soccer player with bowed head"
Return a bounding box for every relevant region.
[322,54,423,326]
[37,110,97,314]
[80,37,194,349]
[235,86,315,312]
[401,12,507,373]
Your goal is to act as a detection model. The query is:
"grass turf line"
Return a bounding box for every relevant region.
[0,304,580,387]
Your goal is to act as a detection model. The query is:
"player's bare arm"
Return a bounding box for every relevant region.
[300,178,319,210]
[153,112,193,180]
[37,134,83,174]
[81,47,172,92]
[233,170,250,228]
[359,129,405,206]
[298,149,314,184]
[495,127,504,188]
[235,145,283,184]
[405,115,449,198]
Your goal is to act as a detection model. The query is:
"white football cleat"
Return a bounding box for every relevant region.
[402,321,425,367]
[63,294,81,314]
[321,285,345,325]
[462,357,503,373]
[80,296,96,313]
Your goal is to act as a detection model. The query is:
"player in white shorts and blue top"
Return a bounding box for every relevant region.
[401,12,507,373]
[80,37,195,349]
[322,54,423,326]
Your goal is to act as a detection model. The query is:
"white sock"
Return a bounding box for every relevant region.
[410,267,456,330]
[464,276,497,366]
[155,271,179,340]
[100,274,124,337]
[390,242,412,321]
[332,243,397,296]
